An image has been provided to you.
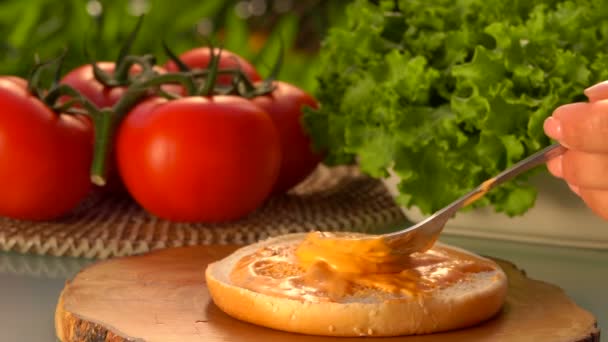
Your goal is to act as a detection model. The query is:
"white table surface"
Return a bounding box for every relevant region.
[0,234,606,342]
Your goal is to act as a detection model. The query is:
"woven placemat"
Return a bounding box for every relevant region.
[0,165,407,260]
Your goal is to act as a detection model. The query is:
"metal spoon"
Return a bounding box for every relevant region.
[380,143,567,254]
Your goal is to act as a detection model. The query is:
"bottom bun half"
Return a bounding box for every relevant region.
[205,233,508,337]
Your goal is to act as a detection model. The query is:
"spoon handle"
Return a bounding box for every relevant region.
[384,143,567,253]
[490,143,566,190]
[456,143,567,212]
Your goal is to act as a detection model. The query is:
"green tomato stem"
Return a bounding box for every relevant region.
[84,62,159,186]
[44,84,99,114]
[114,15,145,83]
[90,109,116,186]
[141,72,198,96]
[91,61,117,87]
[200,47,222,96]
[87,86,147,186]
[88,81,152,186]
[27,55,66,101]
[162,41,191,72]
[39,83,117,186]
[52,99,79,112]
[113,55,157,85]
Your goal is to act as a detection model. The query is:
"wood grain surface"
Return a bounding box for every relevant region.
[55,245,600,342]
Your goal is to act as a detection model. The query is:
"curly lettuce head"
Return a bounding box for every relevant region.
[304,0,608,216]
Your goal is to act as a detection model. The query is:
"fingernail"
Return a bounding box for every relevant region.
[543,117,563,140]
[584,81,608,102]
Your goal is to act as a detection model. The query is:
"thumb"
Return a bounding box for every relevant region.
[584,80,608,102]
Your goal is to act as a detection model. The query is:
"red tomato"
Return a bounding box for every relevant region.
[164,48,262,86]
[0,77,93,220]
[2,76,28,89]
[252,81,323,193]
[116,95,281,222]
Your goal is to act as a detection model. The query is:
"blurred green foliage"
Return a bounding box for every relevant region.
[0,0,349,92]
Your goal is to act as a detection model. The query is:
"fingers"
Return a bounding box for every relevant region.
[561,150,608,189]
[546,150,608,189]
[546,150,608,221]
[546,155,580,197]
[546,154,563,178]
[584,81,608,102]
[546,101,608,153]
[579,189,608,220]
[543,116,562,143]
[543,81,608,220]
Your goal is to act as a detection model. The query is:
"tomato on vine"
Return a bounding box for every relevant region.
[59,62,171,109]
[58,17,155,109]
[164,47,261,85]
[60,62,131,109]
[252,81,323,193]
[0,76,93,220]
[115,95,281,222]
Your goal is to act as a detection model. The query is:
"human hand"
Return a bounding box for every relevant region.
[543,81,608,220]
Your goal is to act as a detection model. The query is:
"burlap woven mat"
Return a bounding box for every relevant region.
[0,165,407,259]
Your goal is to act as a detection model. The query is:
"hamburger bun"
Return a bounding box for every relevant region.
[205,233,508,337]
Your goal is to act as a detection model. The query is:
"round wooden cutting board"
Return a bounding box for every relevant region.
[55,245,600,342]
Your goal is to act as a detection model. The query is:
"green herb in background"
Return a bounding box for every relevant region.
[0,0,348,92]
[304,0,608,216]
